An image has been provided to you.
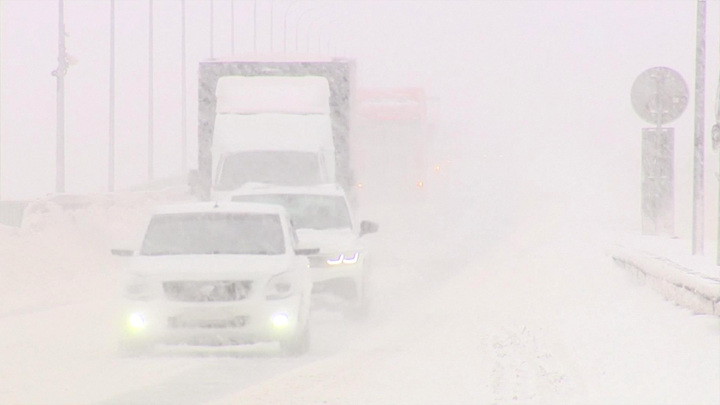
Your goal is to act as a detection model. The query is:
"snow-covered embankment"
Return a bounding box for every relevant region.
[609,240,720,316]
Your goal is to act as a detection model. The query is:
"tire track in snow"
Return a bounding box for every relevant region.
[488,326,576,404]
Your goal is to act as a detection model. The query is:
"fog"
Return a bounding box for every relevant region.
[1,1,719,404]
[2,0,717,218]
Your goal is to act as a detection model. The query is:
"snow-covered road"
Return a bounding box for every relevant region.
[208,216,720,405]
[1,137,718,404]
[1,188,718,405]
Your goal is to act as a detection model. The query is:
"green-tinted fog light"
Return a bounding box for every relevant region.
[271,313,290,328]
[128,313,146,331]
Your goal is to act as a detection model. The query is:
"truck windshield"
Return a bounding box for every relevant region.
[140,212,285,256]
[215,151,323,190]
[231,194,352,230]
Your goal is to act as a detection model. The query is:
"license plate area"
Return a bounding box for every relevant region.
[168,315,248,329]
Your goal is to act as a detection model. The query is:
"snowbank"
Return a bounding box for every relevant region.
[0,187,195,316]
[608,235,720,316]
[0,219,116,316]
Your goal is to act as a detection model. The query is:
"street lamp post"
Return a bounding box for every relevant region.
[282,0,302,53]
[0,0,3,199]
[210,0,214,58]
[306,16,341,54]
[269,1,274,53]
[253,0,257,53]
[230,0,235,55]
[148,0,154,181]
[295,7,321,52]
[305,18,319,53]
[692,0,706,254]
[109,0,115,191]
[181,0,187,174]
[713,3,720,264]
[318,17,344,55]
[54,0,68,193]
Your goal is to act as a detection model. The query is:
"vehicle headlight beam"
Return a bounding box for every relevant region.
[326,252,360,265]
[128,313,147,331]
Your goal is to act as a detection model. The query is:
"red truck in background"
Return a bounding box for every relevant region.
[352,87,436,205]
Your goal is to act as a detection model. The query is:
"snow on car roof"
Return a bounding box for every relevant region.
[149,201,288,216]
[228,183,346,198]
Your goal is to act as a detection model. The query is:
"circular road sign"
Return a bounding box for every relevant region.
[631,67,689,125]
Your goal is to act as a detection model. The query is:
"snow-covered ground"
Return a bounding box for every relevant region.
[2,0,719,402]
[0,169,718,405]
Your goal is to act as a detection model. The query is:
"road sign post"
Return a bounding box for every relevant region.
[641,127,675,235]
[631,67,689,237]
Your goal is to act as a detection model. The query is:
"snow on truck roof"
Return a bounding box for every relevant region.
[229,183,346,198]
[200,54,347,63]
[215,76,330,115]
[149,201,289,217]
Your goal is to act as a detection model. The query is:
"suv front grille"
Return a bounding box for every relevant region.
[163,280,252,302]
[167,315,248,329]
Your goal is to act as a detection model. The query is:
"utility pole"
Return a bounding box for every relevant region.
[148,0,154,181]
[210,0,214,58]
[109,0,115,191]
[295,7,319,52]
[181,0,187,174]
[0,0,3,199]
[692,0,706,255]
[283,1,302,53]
[54,0,68,193]
[270,1,274,53]
[253,0,257,53]
[714,3,720,264]
[230,0,235,55]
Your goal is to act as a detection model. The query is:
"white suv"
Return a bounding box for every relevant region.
[114,201,314,356]
[229,183,378,318]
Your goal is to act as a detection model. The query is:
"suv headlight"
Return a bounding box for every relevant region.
[265,272,296,300]
[326,252,360,265]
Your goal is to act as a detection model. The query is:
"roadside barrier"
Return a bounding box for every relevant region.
[610,247,720,316]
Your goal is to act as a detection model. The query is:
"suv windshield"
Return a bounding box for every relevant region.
[140,212,285,256]
[232,194,351,230]
[215,151,322,190]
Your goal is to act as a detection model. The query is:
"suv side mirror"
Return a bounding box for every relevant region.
[111,249,135,257]
[359,220,379,236]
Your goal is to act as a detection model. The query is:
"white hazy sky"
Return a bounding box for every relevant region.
[0,0,719,237]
